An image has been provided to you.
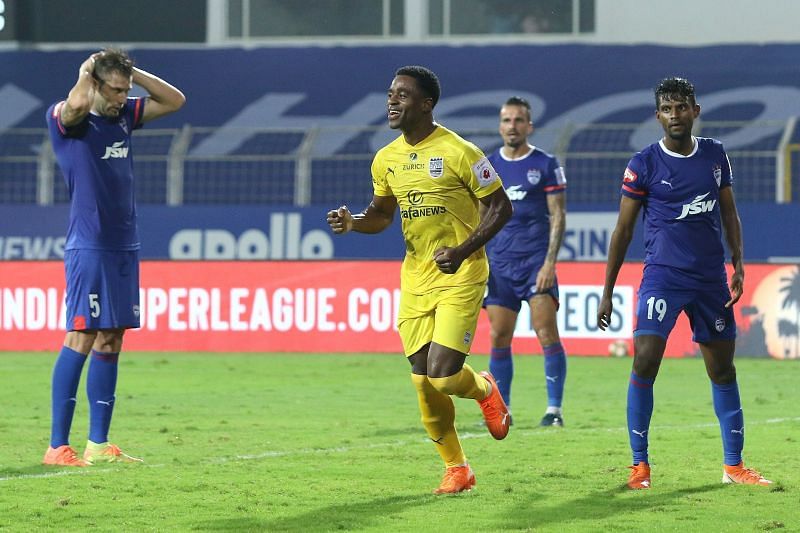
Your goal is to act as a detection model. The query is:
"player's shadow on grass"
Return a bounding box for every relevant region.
[366,425,424,438]
[501,482,726,529]
[198,494,432,531]
[1,465,79,478]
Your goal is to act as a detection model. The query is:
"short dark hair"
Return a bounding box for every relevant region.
[655,77,696,108]
[94,48,134,83]
[503,96,532,120]
[395,65,441,108]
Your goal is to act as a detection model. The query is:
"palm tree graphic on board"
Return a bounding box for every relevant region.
[778,266,800,358]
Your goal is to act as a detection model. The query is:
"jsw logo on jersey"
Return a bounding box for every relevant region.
[676,192,716,220]
[101,141,129,160]
[506,185,528,201]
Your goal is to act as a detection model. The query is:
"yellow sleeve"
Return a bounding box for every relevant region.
[370,151,393,197]
[459,142,503,199]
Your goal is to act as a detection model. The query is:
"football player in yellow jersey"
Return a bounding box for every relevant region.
[327,66,513,494]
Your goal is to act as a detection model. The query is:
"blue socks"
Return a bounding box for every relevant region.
[712,380,744,466]
[50,347,88,448]
[87,350,119,444]
[490,343,568,411]
[49,347,121,447]
[543,343,567,408]
[489,347,513,407]
[626,375,745,466]
[627,372,655,465]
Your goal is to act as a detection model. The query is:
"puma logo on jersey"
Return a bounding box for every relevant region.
[676,192,716,220]
[101,141,129,159]
[506,185,528,201]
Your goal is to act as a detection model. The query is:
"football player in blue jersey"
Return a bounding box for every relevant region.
[43,49,185,466]
[484,97,568,427]
[597,77,772,489]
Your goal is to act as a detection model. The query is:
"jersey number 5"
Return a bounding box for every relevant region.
[89,293,101,318]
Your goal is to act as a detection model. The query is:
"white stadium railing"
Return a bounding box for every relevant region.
[1,119,796,206]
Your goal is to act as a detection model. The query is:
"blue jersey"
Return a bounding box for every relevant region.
[621,137,732,288]
[46,97,145,251]
[486,146,566,261]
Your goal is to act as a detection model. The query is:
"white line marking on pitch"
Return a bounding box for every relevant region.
[2,417,797,481]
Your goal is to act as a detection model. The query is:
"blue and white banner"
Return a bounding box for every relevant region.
[0,204,796,261]
[2,44,800,153]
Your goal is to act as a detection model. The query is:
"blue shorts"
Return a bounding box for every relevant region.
[64,249,141,331]
[484,255,559,313]
[634,283,736,343]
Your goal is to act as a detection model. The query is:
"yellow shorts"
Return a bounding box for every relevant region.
[397,283,484,357]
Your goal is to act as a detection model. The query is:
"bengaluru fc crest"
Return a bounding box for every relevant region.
[429,157,444,178]
[713,165,722,187]
[527,168,541,185]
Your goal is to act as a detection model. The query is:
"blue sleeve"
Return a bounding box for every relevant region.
[719,144,733,189]
[543,154,566,194]
[621,153,647,200]
[126,97,146,130]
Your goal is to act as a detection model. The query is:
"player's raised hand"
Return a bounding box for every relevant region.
[78,52,101,79]
[327,205,353,234]
[433,246,463,274]
[725,269,744,308]
[597,296,613,331]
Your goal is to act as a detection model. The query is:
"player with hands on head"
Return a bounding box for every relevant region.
[43,48,185,467]
[327,65,513,495]
[597,77,771,490]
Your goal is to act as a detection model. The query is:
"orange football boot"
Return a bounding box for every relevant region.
[627,462,651,489]
[722,462,772,486]
[433,465,476,495]
[477,371,510,440]
[43,445,89,467]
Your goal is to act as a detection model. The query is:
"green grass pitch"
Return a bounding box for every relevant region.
[0,353,798,531]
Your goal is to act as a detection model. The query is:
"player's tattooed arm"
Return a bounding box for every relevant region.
[537,192,567,291]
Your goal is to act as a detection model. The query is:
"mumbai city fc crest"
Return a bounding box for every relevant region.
[429,157,444,178]
[527,168,542,186]
[713,165,722,187]
[409,153,417,161]
[715,317,726,332]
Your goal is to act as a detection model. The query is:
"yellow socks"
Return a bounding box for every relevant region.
[410,373,466,467]
[427,363,490,400]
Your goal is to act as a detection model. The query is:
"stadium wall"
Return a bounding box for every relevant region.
[0,261,797,359]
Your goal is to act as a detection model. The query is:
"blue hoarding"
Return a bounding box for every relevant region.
[0,204,796,262]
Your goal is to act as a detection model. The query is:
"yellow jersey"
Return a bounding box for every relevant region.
[371,124,504,294]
